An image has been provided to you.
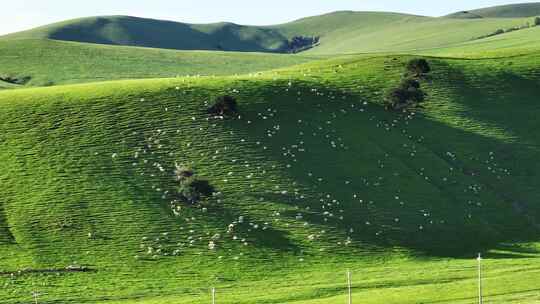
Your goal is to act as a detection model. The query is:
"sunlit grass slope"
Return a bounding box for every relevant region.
[277,11,534,54]
[1,48,540,303]
[418,25,540,58]
[0,39,321,87]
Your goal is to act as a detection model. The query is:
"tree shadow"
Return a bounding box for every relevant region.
[429,58,540,147]
[427,58,540,227]
[0,203,15,244]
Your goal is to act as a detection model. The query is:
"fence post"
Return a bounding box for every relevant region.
[347,270,352,304]
[212,287,216,304]
[477,254,483,304]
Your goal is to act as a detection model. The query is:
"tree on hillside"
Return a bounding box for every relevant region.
[401,78,425,104]
[407,86,426,104]
[177,178,215,204]
[174,164,194,181]
[385,87,410,110]
[385,78,426,111]
[406,58,431,77]
[399,78,420,90]
[287,36,320,53]
[535,17,540,26]
[175,164,215,204]
[207,95,238,117]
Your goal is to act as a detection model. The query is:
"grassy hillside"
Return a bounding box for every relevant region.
[1,48,540,304]
[291,13,533,54]
[1,12,535,55]
[0,39,321,87]
[419,25,540,58]
[447,2,540,18]
[0,16,291,53]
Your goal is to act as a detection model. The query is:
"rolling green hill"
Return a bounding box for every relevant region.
[1,46,540,304]
[289,12,533,54]
[2,4,540,304]
[0,15,291,53]
[0,39,321,87]
[447,2,540,18]
[1,12,535,55]
[419,25,540,58]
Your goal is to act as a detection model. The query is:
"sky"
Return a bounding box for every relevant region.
[1,0,539,35]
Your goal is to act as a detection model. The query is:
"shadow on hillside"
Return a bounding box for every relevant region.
[204,202,300,251]
[49,16,292,53]
[430,58,540,148]
[4,63,539,260]
[0,203,15,244]
[429,59,540,220]
[224,78,540,258]
[112,171,300,253]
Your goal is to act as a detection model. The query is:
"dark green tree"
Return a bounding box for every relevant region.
[406,58,431,77]
[385,78,426,110]
[177,177,215,204]
[407,87,426,104]
[399,78,420,90]
[207,95,238,116]
[385,87,409,110]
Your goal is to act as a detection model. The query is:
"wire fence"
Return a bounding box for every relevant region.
[6,254,500,304]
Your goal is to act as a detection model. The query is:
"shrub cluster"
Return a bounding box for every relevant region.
[385,58,430,111]
[478,20,537,39]
[0,75,31,85]
[207,95,238,117]
[406,59,431,77]
[174,165,215,204]
[385,78,426,111]
[287,36,320,53]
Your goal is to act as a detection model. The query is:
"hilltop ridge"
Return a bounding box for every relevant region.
[0,11,533,55]
[446,2,540,18]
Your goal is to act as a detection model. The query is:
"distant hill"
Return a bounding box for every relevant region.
[282,11,529,54]
[0,16,292,53]
[446,2,540,18]
[0,11,532,55]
